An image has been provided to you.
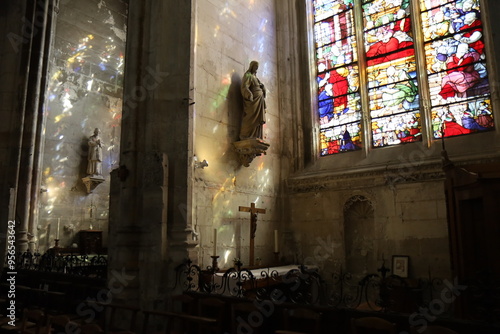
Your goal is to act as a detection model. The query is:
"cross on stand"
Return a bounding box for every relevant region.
[239,202,266,266]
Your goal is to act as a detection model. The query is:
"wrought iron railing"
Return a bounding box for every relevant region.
[6,250,107,279]
[174,259,454,316]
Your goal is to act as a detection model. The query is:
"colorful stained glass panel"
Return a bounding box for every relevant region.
[421,7,453,42]
[372,111,422,147]
[427,62,490,105]
[367,56,419,119]
[318,65,359,93]
[363,0,414,67]
[314,12,355,48]
[367,55,417,87]
[319,92,362,126]
[363,0,411,29]
[420,0,457,11]
[313,0,354,22]
[320,122,362,155]
[420,0,493,138]
[430,99,494,138]
[317,38,357,70]
[368,80,419,118]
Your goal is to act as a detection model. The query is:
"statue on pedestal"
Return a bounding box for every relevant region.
[87,128,103,177]
[240,60,266,140]
[234,61,270,167]
[82,128,104,193]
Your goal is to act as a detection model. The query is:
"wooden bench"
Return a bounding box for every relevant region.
[142,309,218,334]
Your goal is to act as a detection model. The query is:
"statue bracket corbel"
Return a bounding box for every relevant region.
[233,138,270,167]
[82,175,105,194]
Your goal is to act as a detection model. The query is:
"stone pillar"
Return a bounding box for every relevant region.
[0,0,54,255]
[275,0,312,173]
[27,0,57,252]
[108,0,197,315]
[0,1,25,261]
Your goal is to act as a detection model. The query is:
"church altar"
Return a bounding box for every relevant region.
[176,260,321,301]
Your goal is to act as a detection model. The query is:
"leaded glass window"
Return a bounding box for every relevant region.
[314,0,494,156]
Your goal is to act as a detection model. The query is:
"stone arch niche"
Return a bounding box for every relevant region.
[343,195,375,278]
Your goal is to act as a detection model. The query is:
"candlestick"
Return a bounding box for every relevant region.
[211,255,219,273]
[56,218,60,239]
[213,228,217,256]
[274,230,278,253]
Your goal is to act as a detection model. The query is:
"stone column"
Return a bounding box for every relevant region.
[0,1,26,260]
[108,0,197,315]
[0,0,54,255]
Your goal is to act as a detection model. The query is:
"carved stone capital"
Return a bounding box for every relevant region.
[233,138,270,167]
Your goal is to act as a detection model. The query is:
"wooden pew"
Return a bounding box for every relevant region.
[142,309,218,334]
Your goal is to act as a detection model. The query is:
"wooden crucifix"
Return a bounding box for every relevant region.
[239,202,266,266]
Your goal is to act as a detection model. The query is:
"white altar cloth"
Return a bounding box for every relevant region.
[216,264,312,277]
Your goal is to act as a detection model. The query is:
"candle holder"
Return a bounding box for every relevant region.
[377,260,390,279]
[54,239,60,248]
[273,251,280,264]
[210,255,219,273]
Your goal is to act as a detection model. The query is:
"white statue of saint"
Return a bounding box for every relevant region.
[87,128,103,176]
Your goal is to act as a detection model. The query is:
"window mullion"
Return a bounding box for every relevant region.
[410,0,433,148]
[353,0,371,156]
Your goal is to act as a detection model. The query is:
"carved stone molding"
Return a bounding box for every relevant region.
[233,138,270,167]
[287,162,446,193]
[82,175,105,194]
[344,195,374,213]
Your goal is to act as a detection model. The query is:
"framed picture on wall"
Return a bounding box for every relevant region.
[392,255,409,278]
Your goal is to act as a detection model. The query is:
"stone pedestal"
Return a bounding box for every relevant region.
[82,175,105,193]
[233,138,270,167]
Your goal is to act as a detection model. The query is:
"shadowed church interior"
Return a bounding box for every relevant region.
[1,0,500,333]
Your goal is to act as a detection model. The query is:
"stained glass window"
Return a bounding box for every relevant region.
[421,0,494,138]
[313,0,494,156]
[315,0,362,155]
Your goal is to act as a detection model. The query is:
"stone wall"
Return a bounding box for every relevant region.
[286,165,451,281]
[37,0,127,253]
[191,0,282,269]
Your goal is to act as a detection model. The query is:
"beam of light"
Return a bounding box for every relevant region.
[259,19,268,32]
[209,74,232,115]
[87,78,94,91]
[61,92,73,112]
[212,124,219,134]
[220,3,237,19]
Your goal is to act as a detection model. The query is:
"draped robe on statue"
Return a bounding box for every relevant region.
[240,69,266,140]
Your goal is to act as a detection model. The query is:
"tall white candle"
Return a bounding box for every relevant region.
[274,230,278,253]
[57,218,60,239]
[213,228,217,256]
